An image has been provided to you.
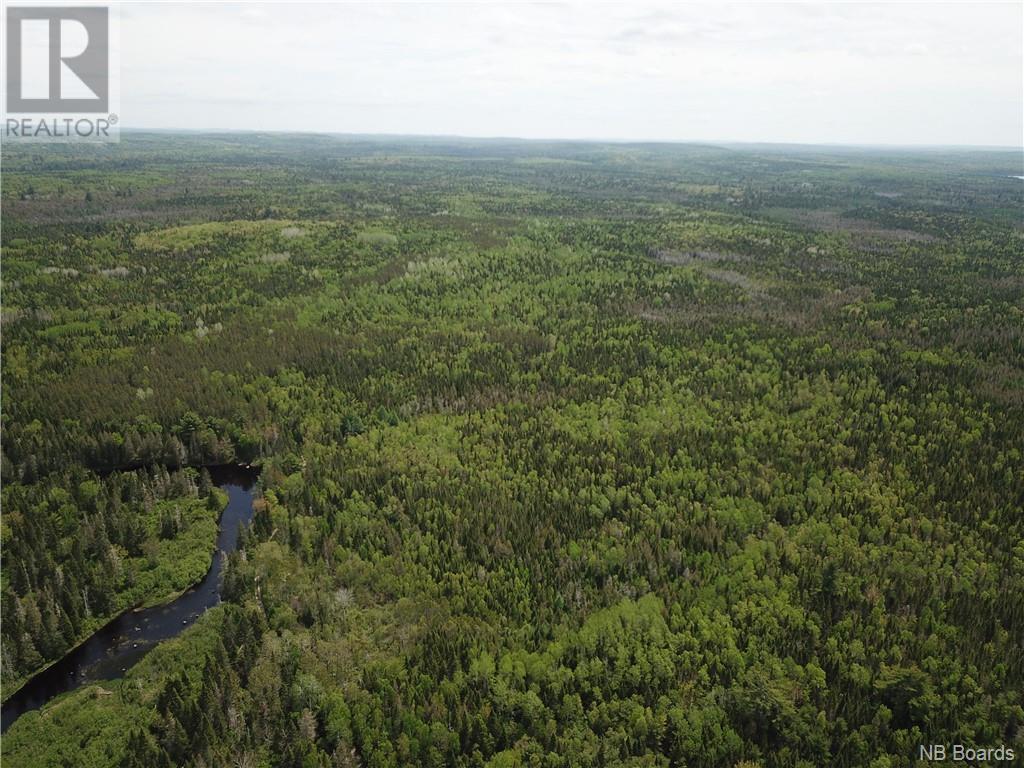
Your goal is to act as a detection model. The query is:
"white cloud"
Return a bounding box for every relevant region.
[120,1,1023,146]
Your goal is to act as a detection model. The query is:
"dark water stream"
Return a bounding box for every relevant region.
[1,465,258,733]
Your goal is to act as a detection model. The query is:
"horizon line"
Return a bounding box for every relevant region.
[110,127,1024,153]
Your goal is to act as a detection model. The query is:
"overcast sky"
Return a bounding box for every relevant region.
[116,1,1022,146]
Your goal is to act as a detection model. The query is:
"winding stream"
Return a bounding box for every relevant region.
[1,465,258,733]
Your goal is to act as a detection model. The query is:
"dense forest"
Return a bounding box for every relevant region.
[1,134,1022,767]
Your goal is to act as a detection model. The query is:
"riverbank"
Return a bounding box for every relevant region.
[1,470,257,733]
[1,604,238,768]
[1,488,228,707]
